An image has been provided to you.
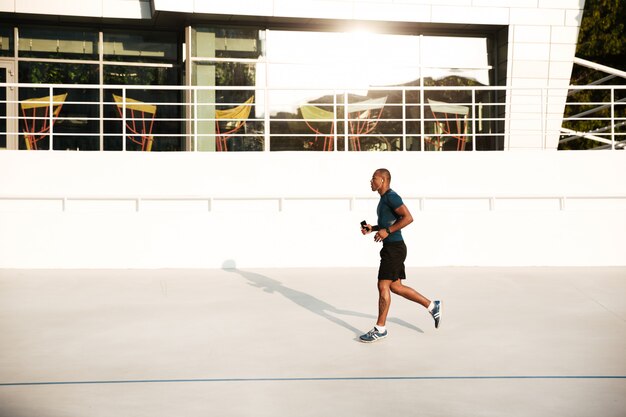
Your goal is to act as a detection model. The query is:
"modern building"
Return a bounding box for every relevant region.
[0,0,624,268]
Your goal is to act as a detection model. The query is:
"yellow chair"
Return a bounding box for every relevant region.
[112,94,157,151]
[427,98,470,151]
[20,93,68,150]
[215,96,254,152]
[346,96,387,151]
[301,104,336,151]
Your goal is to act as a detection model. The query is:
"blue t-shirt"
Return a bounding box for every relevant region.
[377,189,404,243]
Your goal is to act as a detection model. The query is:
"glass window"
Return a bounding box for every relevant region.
[261,31,495,152]
[18,62,99,151]
[12,23,499,153]
[188,25,503,152]
[421,36,490,85]
[192,27,261,59]
[18,26,98,60]
[0,27,13,57]
[102,30,181,150]
[191,27,263,152]
[12,25,183,151]
[189,27,497,152]
[419,36,493,151]
[103,31,178,63]
[263,30,422,151]
[104,65,182,151]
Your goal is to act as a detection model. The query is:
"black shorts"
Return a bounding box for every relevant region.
[378,241,407,280]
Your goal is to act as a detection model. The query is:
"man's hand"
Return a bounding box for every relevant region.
[374,228,389,242]
[361,224,373,235]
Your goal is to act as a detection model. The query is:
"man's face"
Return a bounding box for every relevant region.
[371,172,384,192]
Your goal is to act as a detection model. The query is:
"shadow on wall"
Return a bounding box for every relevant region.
[222,259,422,338]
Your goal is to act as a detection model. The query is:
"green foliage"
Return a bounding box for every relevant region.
[20,62,97,85]
[561,0,626,150]
[576,0,626,64]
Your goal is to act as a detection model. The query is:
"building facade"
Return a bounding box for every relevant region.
[1,0,625,268]
[1,0,587,151]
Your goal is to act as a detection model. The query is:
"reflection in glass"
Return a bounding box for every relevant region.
[188,26,499,152]
[18,26,98,60]
[260,30,493,151]
[214,94,262,151]
[0,26,13,57]
[192,59,263,151]
[421,36,490,85]
[192,27,261,59]
[103,31,178,63]
[19,62,99,150]
[104,65,182,151]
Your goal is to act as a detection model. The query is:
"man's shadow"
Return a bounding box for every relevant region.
[222,260,422,339]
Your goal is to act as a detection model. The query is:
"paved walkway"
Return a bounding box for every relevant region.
[0,267,625,416]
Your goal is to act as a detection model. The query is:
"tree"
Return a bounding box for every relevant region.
[561,0,626,149]
[575,0,626,71]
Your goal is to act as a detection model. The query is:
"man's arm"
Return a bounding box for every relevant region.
[391,204,413,232]
[374,204,413,241]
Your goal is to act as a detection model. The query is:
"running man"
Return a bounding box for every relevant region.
[359,168,441,343]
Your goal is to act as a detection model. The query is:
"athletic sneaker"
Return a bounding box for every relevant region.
[359,327,388,343]
[430,300,442,329]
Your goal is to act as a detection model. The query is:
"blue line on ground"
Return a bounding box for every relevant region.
[1,375,625,387]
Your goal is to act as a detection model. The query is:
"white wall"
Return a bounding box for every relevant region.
[0,0,152,19]
[507,7,583,150]
[0,151,624,268]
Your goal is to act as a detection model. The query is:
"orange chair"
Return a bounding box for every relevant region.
[112,94,157,151]
[215,96,254,152]
[20,93,68,150]
[346,96,387,151]
[426,98,470,151]
[300,104,336,151]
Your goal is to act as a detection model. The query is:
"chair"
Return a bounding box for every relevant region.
[300,104,336,151]
[215,96,254,152]
[112,94,157,151]
[20,93,68,150]
[426,98,470,151]
[346,96,387,151]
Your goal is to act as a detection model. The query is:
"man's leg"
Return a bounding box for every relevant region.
[376,279,393,326]
[390,279,430,308]
[390,279,442,329]
[359,279,392,343]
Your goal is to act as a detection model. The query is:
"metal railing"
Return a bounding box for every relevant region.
[2,82,625,151]
[560,58,626,150]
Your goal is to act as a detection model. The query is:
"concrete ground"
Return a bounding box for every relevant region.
[0,267,624,417]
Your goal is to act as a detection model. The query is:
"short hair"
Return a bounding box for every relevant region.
[375,168,391,182]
